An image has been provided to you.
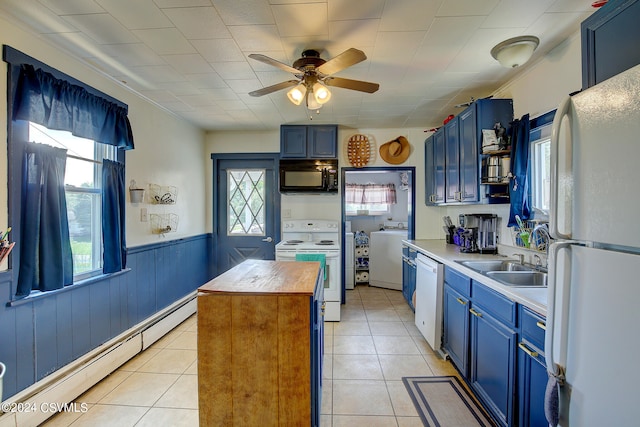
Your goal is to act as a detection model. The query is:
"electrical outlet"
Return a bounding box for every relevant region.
[282,209,291,218]
[140,207,148,222]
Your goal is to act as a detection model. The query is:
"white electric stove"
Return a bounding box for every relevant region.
[275,220,341,321]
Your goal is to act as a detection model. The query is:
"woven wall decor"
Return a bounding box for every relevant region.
[347,134,371,168]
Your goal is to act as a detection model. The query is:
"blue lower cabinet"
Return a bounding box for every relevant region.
[443,284,470,376]
[469,302,516,427]
[402,247,416,310]
[517,346,547,427]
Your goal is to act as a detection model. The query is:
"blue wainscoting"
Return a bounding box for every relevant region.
[0,233,213,400]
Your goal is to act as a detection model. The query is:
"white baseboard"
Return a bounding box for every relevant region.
[0,292,197,427]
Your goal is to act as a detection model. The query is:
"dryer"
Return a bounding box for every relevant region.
[368,229,407,290]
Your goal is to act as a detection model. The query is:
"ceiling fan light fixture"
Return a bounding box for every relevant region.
[312,82,331,104]
[491,35,540,68]
[306,90,322,110]
[287,83,307,105]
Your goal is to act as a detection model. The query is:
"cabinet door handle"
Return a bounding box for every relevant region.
[469,308,482,317]
[518,342,539,358]
[321,302,326,316]
[536,321,546,330]
[456,297,467,306]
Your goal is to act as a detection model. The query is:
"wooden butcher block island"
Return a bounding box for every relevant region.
[197,259,325,427]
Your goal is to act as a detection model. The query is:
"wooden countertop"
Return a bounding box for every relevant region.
[198,259,320,295]
[403,239,547,316]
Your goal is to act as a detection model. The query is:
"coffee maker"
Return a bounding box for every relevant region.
[459,214,499,254]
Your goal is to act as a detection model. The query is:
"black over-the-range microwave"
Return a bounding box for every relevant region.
[279,159,338,193]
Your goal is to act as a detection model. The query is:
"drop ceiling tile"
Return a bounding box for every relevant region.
[61,13,139,44]
[379,0,439,31]
[446,28,521,72]
[210,61,257,80]
[192,39,245,62]
[95,0,172,29]
[436,0,500,17]
[482,0,555,28]
[163,7,231,40]
[272,3,328,37]
[547,0,594,13]
[186,72,228,89]
[328,0,385,21]
[132,64,184,83]
[177,94,218,108]
[132,28,196,55]
[157,81,202,96]
[212,0,275,25]
[328,19,379,45]
[38,0,105,15]
[372,31,425,60]
[226,79,264,94]
[205,87,242,101]
[229,25,283,52]
[138,89,181,103]
[162,54,214,74]
[154,0,210,7]
[102,43,165,67]
[218,99,251,110]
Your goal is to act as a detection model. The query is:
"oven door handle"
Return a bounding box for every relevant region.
[262,236,273,242]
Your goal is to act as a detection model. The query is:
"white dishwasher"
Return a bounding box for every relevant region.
[415,253,444,356]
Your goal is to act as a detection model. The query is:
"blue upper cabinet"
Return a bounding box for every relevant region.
[433,98,512,205]
[281,125,337,158]
[581,0,640,89]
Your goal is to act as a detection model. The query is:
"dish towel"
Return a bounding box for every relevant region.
[545,374,560,427]
[295,253,326,280]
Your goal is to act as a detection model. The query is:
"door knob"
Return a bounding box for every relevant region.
[262,237,273,242]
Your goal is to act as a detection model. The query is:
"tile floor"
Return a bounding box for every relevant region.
[42,285,461,426]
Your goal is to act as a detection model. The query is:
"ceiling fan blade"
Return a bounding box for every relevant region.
[249,80,300,97]
[248,54,301,75]
[324,77,380,94]
[316,48,367,76]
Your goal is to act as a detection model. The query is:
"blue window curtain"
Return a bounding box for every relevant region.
[102,160,126,274]
[508,114,531,226]
[16,143,73,296]
[12,64,134,150]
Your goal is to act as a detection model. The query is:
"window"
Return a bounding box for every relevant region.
[227,169,265,236]
[345,183,396,216]
[530,124,552,216]
[28,122,117,281]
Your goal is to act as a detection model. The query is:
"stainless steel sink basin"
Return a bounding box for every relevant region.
[457,259,534,273]
[486,271,548,287]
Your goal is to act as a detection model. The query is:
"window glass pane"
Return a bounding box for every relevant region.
[227,169,265,236]
[531,132,551,214]
[28,121,112,281]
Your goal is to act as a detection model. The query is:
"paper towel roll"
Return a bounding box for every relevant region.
[355,247,363,256]
[360,272,369,282]
[362,247,369,256]
[355,272,363,282]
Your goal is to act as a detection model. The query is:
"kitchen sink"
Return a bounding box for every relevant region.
[456,259,534,273]
[485,271,548,287]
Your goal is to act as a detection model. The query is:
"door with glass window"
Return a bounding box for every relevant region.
[213,154,280,275]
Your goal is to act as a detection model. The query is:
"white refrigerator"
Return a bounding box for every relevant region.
[545,63,640,427]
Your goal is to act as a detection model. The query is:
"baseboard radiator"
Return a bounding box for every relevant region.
[0,291,197,427]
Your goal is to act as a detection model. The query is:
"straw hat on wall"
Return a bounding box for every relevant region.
[379,136,410,164]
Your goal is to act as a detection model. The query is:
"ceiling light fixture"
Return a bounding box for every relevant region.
[312,82,331,104]
[306,89,322,110]
[287,83,307,106]
[491,35,540,68]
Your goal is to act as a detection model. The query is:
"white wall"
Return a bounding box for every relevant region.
[0,14,207,250]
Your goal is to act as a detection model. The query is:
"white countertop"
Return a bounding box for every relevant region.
[403,239,547,317]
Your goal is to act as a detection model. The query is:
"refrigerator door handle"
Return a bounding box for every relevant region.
[545,241,573,381]
[550,96,573,241]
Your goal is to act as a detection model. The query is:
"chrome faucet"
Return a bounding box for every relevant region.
[533,254,545,271]
[513,253,525,265]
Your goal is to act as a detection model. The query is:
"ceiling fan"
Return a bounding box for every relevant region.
[248,48,380,109]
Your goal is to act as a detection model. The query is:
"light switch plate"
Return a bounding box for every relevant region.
[140,207,148,222]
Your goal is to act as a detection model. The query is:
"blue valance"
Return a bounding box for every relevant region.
[12,64,134,150]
